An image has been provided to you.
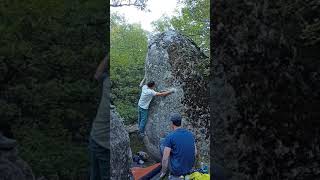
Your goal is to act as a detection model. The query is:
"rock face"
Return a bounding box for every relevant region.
[110,107,132,179]
[212,1,320,179]
[143,31,210,162]
[125,124,139,134]
[0,134,35,180]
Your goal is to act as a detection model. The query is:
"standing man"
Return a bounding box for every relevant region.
[89,55,110,180]
[159,113,197,179]
[138,77,174,138]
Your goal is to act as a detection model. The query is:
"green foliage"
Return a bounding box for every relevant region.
[150,16,173,32]
[110,13,148,124]
[110,0,149,10]
[1,0,107,179]
[110,0,211,123]
[151,0,210,55]
[151,0,210,83]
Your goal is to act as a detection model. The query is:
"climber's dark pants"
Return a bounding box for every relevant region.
[89,137,110,180]
[138,106,148,134]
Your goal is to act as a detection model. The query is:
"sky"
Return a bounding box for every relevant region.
[110,0,183,32]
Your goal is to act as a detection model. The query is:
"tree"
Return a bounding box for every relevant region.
[110,13,148,124]
[110,0,149,10]
[152,0,210,55]
[0,0,107,178]
[151,16,173,32]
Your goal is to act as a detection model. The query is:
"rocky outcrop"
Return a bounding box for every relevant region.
[143,31,210,162]
[125,124,139,134]
[110,107,132,179]
[0,134,35,180]
[212,1,320,179]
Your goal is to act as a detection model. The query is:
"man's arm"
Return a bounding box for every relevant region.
[160,147,171,178]
[139,77,146,88]
[139,71,147,87]
[155,91,172,97]
[94,55,108,80]
[156,88,176,96]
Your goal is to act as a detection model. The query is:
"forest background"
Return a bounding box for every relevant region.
[0,0,209,179]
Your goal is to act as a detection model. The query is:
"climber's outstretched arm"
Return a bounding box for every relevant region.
[139,77,146,87]
[156,88,175,96]
[155,91,171,97]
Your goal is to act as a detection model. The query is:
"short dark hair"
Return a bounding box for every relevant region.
[147,81,155,88]
[170,113,182,127]
[172,120,181,127]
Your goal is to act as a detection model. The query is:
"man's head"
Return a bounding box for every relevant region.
[147,81,155,89]
[170,113,182,129]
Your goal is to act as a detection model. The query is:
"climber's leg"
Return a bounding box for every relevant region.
[138,107,141,127]
[138,107,148,134]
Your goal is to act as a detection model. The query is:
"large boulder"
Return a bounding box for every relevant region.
[0,134,35,180]
[211,0,320,179]
[143,31,210,162]
[110,107,132,179]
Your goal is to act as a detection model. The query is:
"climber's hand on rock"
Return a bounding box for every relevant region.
[168,88,176,94]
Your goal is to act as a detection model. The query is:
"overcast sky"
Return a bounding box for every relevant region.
[111,0,183,32]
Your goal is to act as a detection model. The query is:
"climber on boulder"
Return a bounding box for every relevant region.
[137,77,174,138]
[159,113,197,179]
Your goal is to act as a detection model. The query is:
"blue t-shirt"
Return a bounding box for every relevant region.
[164,128,195,176]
